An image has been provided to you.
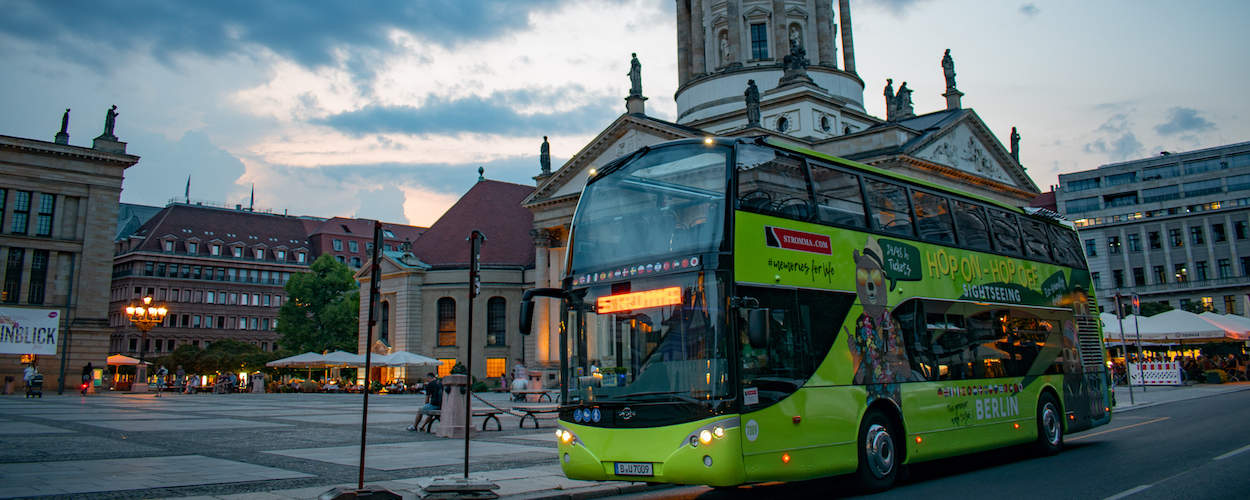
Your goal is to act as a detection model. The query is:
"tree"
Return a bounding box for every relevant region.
[1181,300,1210,314]
[1139,301,1173,317]
[276,254,360,353]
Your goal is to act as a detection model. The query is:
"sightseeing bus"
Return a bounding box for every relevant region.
[519,136,1110,491]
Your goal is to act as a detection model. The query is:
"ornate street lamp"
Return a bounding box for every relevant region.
[124,296,168,392]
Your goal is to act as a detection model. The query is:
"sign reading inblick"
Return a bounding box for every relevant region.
[0,307,61,355]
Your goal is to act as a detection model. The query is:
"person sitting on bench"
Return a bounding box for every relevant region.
[407,372,442,432]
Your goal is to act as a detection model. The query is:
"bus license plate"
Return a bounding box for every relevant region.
[614,462,653,476]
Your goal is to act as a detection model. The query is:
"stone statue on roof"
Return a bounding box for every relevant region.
[539,136,551,175]
[59,108,70,134]
[883,79,895,121]
[1010,127,1021,161]
[744,80,761,127]
[628,53,642,97]
[894,82,914,120]
[102,105,119,139]
[942,49,957,90]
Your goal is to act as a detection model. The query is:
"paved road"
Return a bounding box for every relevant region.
[614,390,1250,499]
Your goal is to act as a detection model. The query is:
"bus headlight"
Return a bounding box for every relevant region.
[713,426,725,438]
[699,429,713,445]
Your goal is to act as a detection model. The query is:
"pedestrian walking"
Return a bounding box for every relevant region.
[154,365,169,397]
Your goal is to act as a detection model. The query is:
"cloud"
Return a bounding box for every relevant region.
[868,0,932,17]
[120,130,248,207]
[0,0,562,73]
[1019,4,1040,17]
[315,88,618,137]
[1154,107,1215,135]
[1081,113,1144,161]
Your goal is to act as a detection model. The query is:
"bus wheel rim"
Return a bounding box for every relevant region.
[866,423,894,478]
[1042,403,1060,446]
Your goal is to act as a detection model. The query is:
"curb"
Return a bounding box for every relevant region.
[510,481,675,500]
[1112,384,1250,413]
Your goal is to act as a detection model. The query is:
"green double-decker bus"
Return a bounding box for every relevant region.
[520,136,1110,491]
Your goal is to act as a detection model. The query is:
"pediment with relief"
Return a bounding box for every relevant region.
[546,129,675,199]
[914,123,1014,185]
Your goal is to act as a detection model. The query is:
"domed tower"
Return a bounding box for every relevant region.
[674,0,873,138]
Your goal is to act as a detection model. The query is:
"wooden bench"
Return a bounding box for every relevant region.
[513,403,559,429]
[417,409,505,432]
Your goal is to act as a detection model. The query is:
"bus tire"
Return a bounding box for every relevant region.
[1033,392,1063,456]
[855,408,899,492]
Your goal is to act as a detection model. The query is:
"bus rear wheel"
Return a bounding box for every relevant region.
[1033,392,1063,455]
[855,408,899,492]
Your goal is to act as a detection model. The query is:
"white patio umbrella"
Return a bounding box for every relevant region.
[322,350,367,367]
[1199,312,1250,340]
[265,352,325,367]
[374,351,440,367]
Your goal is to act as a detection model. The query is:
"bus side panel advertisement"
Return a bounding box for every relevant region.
[733,211,1093,308]
[0,307,60,355]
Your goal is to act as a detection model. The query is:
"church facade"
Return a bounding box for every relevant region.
[519,0,1041,378]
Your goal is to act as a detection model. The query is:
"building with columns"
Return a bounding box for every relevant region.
[1,109,139,391]
[519,0,1041,380]
[1055,141,1250,315]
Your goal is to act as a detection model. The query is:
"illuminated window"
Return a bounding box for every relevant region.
[486,297,506,346]
[438,358,456,378]
[1201,297,1214,311]
[437,297,456,346]
[486,358,506,378]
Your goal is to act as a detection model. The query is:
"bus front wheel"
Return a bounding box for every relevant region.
[1033,392,1063,455]
[855,408,899,492]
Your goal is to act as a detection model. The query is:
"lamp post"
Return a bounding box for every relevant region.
[124,296,168,393]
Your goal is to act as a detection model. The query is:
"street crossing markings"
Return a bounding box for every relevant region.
[1103,484,1152,500]
[1068,417,1170,442]
[1213,443,1250,461]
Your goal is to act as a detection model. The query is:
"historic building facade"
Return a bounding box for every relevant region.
[356,179,535,381]
[305,217,425,270]
[0,108,140,390]
[519,0,1041,378]
[109,203,313,355]
[1056,141,1250,315]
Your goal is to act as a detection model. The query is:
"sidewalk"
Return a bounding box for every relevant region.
[170,465,661,500]
[1112,381,1250,412]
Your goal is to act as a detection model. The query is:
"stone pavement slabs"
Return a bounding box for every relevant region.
[84,417,293,432]
[264,440,554,471]
[0,454,312,498]
[0,421,75,434]
[0,434,162,462]
[272,412,415,425]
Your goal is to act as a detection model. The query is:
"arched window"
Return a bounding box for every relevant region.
[437,297,456,346]
[379,300,389,344]
[486,297,506,346]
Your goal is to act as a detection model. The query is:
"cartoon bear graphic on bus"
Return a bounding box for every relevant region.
[845,237,915,405]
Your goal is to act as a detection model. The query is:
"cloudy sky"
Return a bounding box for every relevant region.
[2,0,1246,225]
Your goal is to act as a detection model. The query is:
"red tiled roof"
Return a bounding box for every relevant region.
[130,204,312,259]
[410,180,535,267]
[1029,190,1057,211]
[308,216,426,242]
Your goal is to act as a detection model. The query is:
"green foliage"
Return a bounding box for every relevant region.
[276,254,361,354]
[1139,301,1173,317]
[1181,301,1210,314]
[153,340,280,375]
[451,361,467,374]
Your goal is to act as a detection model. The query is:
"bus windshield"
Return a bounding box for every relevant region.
[568,144,728,277]
[566,272,730,408]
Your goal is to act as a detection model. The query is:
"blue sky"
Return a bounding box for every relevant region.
[1,0,1246,225]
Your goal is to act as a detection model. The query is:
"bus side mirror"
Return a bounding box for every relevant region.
[747,308,769,349]
[519,300,534,336]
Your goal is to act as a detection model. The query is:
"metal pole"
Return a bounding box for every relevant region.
[1133,313,1145,392]
[1115,293,1134,405]
[465,230,485,479]
[357,221,384,489]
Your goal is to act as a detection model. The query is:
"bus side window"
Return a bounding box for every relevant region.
[1047,225,1085,269]
[1018,218,1053,261]
[952,201,992,251]
[864,179,915,237]
[809,162,867,228]
[891,299,934,381]
[987,209,1023,256]
[736,146,813,220]
[912,190,955,244]
[738,286,851,408]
